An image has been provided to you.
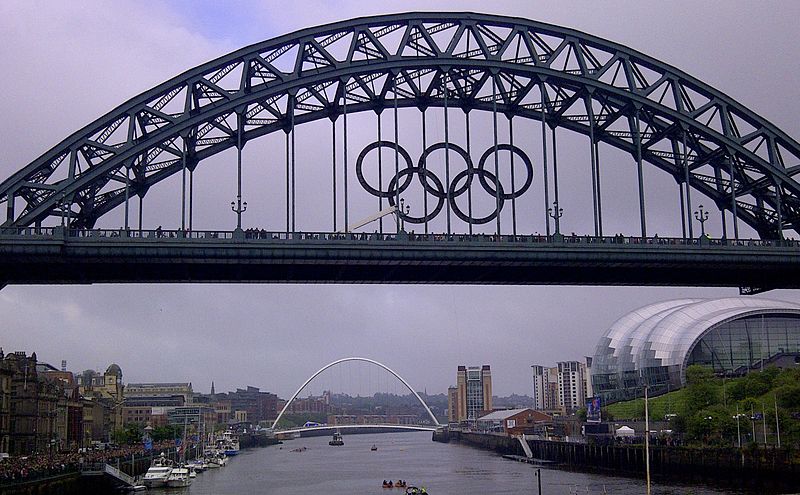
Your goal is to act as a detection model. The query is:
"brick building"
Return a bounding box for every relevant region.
[220,386,278,424]
[3,352,62,455]
[476,408,552,436]
[0,350,11,453]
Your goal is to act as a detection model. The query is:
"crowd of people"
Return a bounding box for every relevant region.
[0,440,175,484]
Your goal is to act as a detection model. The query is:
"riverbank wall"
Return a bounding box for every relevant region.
[436,430,800,492]
[240,432,281,448]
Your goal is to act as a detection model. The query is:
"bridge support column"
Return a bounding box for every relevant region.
[331,117,337,232]
[376,110,383,233]
[551,125,561,236]
[540,91,551,238]
[679,181,687,239]
[634,107,647,237]
[509,115,517,235]
[728,155,739,240]
[124,166,130,232]
[595,139,603,236]
[395,75,402,234]
[683,128,694,238]
[343,87,349,233]
[492,75,501,236]
[464,109,472,235]
[5,192,13,224]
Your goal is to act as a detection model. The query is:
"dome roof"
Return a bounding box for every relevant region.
[105,363,122,377]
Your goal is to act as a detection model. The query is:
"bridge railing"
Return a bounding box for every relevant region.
[1,227,798,248]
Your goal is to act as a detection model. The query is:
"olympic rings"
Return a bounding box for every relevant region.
[355,140,533,224]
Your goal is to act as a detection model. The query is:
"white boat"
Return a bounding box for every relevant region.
[142,454,173,489]
[166,464,193,488]
[205,451,227,468]
[220,430,240,456]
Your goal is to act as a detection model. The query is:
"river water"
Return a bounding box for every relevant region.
[165,431,743,495]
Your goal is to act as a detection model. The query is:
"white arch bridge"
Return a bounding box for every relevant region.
[273,357,441,432]
[276,424,437,436]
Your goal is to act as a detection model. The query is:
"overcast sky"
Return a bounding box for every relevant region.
[1,0,800,400]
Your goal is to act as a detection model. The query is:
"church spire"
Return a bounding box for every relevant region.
[210,381,215,396]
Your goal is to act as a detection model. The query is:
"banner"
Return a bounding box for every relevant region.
[586,396,602,423]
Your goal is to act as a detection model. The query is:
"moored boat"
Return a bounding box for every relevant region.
[220,430,240,456]
[142,453,173,488]
[166,464,193,488]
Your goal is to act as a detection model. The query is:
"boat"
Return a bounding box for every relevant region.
[371,444,378,451]
[204,451,227,468]
[142,453,173,488]
[220,430,240,456]
[329,430,344,446]
[165,464,193,488]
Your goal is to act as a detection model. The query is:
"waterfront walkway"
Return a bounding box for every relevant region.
[0,441,175,486]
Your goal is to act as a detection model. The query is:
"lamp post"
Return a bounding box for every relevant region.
[645,385,651,495]
[231,199,247,231]
[694,204,709,237]
[735,404,742,448]
[398,198,410,232]
[60,195,68,227]
[547,200,563,236]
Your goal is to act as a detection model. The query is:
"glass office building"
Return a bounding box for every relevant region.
[591,298,800,403]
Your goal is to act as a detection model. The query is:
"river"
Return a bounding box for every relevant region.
[167,431,742,495]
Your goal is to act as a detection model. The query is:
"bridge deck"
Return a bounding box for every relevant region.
[1,228,798,288]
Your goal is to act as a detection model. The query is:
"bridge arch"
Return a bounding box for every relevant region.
[2,13,799,238]
[273,357,440,428]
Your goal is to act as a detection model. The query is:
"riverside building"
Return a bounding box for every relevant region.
[450,365,492,422]
[591,297,800,403]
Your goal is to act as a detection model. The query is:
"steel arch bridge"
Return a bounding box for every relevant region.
[2,12,799,239]
[273,357,440,431]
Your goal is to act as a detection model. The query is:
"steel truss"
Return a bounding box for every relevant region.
[2,12,799,238]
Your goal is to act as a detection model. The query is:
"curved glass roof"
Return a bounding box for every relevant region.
[592,297,800,380]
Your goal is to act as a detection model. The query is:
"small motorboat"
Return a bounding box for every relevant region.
[329,430,344,446]
[371,444,378,451]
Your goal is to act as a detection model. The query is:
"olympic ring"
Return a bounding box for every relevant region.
[387,168,445,224]
[450,167,505,224]
[417,143,473,198]
[355,141,414,199]
[356,140,533,225]
[477,144,534,200]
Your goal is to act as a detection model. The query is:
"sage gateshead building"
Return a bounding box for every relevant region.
[590,298,800,403]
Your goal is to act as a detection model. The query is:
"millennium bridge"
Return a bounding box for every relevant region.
[272,357,440,435]
[2,13,800,291]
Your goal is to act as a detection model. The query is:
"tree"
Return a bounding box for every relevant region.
[151,425,180,442]
[775,384,800,409]
[112,425,142,445]
[683,365,718,415]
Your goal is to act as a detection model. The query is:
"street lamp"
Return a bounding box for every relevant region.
[398,198,410,232]
[60,195,68,227]
[231,199,247,230]
[694,204,709,237]
[547,201,563,236]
